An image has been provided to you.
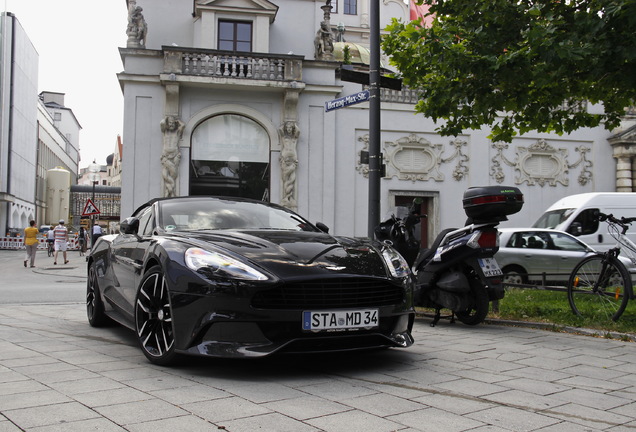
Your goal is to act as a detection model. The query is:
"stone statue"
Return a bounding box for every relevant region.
[160,115,185,198]
[314,21,334,60]
[279,121,300,210]
[127,0,147,48]
[314,1,335,60]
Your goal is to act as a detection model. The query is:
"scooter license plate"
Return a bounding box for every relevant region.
[302,309,379,331]
[478,257,503,277]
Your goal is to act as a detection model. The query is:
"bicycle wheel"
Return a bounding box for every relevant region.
[567,255,631,321]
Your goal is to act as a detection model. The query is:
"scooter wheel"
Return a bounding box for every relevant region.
[455,285,489,325]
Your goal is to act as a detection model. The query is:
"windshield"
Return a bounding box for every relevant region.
[158,199,318,232]
[532,208,575,229]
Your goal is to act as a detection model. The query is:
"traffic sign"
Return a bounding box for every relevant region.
[82,199,101,216]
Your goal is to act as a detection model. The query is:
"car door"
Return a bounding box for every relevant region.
[547,231,592,282]
[516,231,558,282]
[110,207,154,319]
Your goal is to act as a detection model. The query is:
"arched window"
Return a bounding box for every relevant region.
[190,114,270,200]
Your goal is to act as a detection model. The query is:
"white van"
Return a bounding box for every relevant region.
[532,193,636,251]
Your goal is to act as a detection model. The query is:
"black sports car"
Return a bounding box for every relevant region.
[87,196,415,365]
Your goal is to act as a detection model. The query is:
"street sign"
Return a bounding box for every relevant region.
[325,90,370,112]
[339,68,402,91]
[82,199,101,216]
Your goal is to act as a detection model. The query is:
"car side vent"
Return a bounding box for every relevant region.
[251,278,404,309]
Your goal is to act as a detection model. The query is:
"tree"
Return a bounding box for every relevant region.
[382,0,636,142]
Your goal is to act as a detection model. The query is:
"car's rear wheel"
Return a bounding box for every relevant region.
[502,265,528,285]
[135,266,179,366]
[87,263,109,327]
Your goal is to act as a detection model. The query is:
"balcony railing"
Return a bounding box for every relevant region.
[163,47,303,82]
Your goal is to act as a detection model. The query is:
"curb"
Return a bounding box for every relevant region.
[485,318,636,342]
[415,312,636,342]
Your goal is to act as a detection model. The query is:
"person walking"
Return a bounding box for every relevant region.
[78,226,87,256]
[53,219,69,265]
[23,220,39,268]
[91,222,103,249]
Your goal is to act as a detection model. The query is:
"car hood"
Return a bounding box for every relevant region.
[169,230,390,278]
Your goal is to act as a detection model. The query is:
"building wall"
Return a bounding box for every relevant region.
[0,13,82,235]
[0,12,39,235]
[118,0,622,240]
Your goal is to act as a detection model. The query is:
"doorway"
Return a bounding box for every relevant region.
[394,195,430,248]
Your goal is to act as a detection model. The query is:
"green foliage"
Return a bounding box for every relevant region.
[382,0,636,142]
[343,45,352,65]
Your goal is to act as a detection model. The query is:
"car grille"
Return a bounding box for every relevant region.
[251,278,405,309]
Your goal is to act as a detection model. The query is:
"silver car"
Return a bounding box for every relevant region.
[496,228,634,285]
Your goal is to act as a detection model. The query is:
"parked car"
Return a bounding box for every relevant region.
[496,228,635,285]
[87,196,415,365]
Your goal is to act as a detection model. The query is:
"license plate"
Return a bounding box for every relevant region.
[478,257,503,277]
[302,309,379,331]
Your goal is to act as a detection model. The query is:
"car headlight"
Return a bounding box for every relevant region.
[185,248,269,281]
[381,246,411,279]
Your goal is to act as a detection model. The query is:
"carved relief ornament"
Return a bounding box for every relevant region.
[356,133,469,182]
[490,139,592,186]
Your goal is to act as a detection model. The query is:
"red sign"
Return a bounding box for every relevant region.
[82,199,101,216]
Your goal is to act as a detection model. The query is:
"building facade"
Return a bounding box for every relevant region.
[118,0,632,245]
[0,12,39,235]
[0,13,81,236]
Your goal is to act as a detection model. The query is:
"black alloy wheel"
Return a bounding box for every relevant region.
[135,266,179,365]
[87,263,109,327]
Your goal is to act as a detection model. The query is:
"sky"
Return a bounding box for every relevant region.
[4,0,128,169]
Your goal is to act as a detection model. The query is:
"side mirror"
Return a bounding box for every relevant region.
[315,222,329,233]
[120,217,140,235]
[567,222,582,236]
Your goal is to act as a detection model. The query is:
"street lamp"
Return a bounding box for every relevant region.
[88,161,101,248]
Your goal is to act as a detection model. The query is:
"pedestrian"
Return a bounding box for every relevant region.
[53,219,69,265]
[91,222,103,249]
[46,226,55,245]
[78,226,87,255]
[23,220,39,268]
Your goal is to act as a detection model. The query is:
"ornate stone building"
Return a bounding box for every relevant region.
[118,0,631,246]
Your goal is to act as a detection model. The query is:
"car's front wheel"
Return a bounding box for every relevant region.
[135,265,179,366]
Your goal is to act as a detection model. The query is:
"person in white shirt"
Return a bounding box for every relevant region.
[91,222,103,249]
[53,220,69,265]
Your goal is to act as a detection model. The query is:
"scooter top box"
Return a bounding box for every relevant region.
[462,186,524,220]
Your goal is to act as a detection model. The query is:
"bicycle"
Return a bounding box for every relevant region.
[567,212,636,321]
[47,240,54,257]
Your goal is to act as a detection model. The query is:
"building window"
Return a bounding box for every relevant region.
[344,0,356,15]
[190,114,270,200]
[218,20,252,52]
[331,0,338,13]
[54,112,61,121]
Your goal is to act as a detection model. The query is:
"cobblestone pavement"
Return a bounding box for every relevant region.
[1,250,635,431]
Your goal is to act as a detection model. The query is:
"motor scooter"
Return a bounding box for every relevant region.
[376,187,524,326]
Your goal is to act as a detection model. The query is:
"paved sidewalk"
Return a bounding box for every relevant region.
[1,250,636,431]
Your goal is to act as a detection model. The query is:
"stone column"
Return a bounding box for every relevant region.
[616,156,633,192]
[360,0,369,28]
